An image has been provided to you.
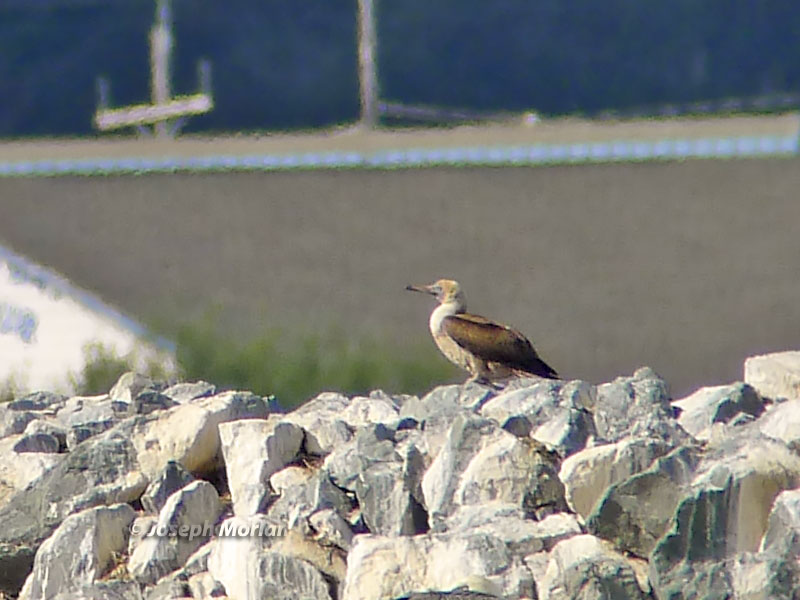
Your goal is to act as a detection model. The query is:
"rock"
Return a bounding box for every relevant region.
[187,571,226,599]
[127,390,178,416]
[208,519,331,600]
[22,419,67,451]
[649,433,800,598]
[130,390,269,478]
[18,503,135,600]
[270,464,314,494]
[162,381,216,404]
[269,528,347,583]
[422,415,566,529]
[140,460,196,514]
[559,436,675,518]
[587,445,699,557]
[342,527,538,600]
[0,407,37,438]
[538,534,648,600]
[309,508,354,550]
[281,392,352,455]
[7,391,67,413]
[0,435,64,507]
[593,367,690,445]
[109,371,156,403]
[66,421,116,450]
[56,394,117,429]
[266,469,353,535]
[672,382,765,440]
[128,480,221,584]
[760,488,800,555]
[757,398,800,447]
[13,432,61,454]
[481,379,596,456]
[51,580,143,600]
[744,350,800,401]
[340,394,400,427]
[219,417,303,516]
[128,515,158,555]
[0,429,147,595]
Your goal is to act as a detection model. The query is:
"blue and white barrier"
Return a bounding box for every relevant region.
[0,134,796,177]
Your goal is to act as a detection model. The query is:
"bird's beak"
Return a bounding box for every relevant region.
[405,283,436,296]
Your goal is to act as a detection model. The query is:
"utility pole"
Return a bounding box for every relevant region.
[150,0,173,138]
[357,0,379,128]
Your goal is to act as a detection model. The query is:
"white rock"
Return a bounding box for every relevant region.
[108,372,154,403]
[538,534,647,600]
[128,480,221,584]
[559,437,673,517]
[309,507,355,550]
[281,392,352,455]
[0,434,63,506]
[19,503,135,600]
[269,464,314,495]
[219,417,303,516]
[757,399,800,446]
[744,350,800,401]
[672,382,764,440]
[130,390,268,478]
[341,395,399,427]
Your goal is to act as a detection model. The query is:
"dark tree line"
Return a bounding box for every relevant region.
[1,0,799,136]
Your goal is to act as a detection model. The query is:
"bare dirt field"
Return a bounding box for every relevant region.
[1,151,799,398]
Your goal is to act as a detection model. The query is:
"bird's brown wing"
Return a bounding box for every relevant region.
[442,313,559,379]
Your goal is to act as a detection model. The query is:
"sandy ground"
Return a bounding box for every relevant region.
[1,154,799,398]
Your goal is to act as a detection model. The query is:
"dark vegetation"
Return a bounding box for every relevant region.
[2,1,800,135]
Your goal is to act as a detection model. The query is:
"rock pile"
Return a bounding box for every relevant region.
[0,352,799,599]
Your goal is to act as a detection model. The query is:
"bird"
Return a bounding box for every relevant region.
[406,278,558,383]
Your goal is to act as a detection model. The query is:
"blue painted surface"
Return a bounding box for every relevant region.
[0,135,796,177]
[0,244,175,352]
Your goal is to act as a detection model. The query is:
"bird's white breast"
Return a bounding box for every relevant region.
[428,302,459,337]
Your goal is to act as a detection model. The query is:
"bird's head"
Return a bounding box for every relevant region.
[406,278,466,309]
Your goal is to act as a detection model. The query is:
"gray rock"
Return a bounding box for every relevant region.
[0,407,37,438]
[744,350,800,401]
[18,503,135,600]
[593,367,691,445]
[128,480,221,585]
[559,436,675,518]
[109,372,156,403]
[280,392,352,455]
[13,432,61,454]
[672,382,765,440]
[422,415,566,529]
[760,488,800,555]
[162,381,216,404]
[52,580,143,600]
[538,534,648,600]
[587,445,699,557]
[340,393,400,427]
[66,420,116,450]
[22,419,68,451]
[266,469,354,535]
[309,508,354,551]
[7,391,67,413]
[219,417,303,516]
[757,398,800,447]
[127,390,178,416]
[56,395,117,428]
[0,429,148,595]
[140,461,195,514]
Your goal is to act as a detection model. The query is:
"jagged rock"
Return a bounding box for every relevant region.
[481,379,596,456]
[269,528,347,583]
[162,381,216,404]
[587,445,699,557]
[7,391,67,413]
[56,394,118,429]
[0,435,64,508]
[128,515,158,555]
[18,503,135,600]
[66,421,116,450]
[280,392,353,455]
[270,464,314,494]
[0,429,148,595]
[53,581,143,600]
[672,382,765,440]
[13,432,61,454]
[324,424,427,536]
[127,390,178,416]
[592,367,690,445]
[340,392,400,427]
[0,406,37,438]
[757,398,800,447]
[538,534,648,600]
[22,419,67,451]
[209,519,331,600]
[130,390,269,478]
[309,508,354,550]
[109,372,156,403]
[559,437,675,518]
[140,460,195,514]
[266,469,354,534]
[342,526,540,600]
[649,433,800,598]
[187,571,226,598]
[422,415,566,529]
[219,417,303,516]
[128,480,221,584]
[744,350,800,401]
[760,488,800,555]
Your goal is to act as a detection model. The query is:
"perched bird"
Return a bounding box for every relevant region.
[406,278,558,383]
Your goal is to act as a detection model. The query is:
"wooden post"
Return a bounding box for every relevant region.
[150,0,173,138]
[357,0,379,128]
